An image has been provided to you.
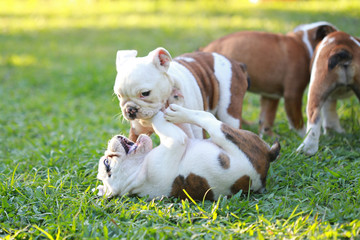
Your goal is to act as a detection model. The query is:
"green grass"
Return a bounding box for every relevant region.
[1,0,360,239]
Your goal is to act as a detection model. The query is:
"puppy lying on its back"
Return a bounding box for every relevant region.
[298,31,360,155]
[96,105,280,200]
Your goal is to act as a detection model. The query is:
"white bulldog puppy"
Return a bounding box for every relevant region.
[297,31,360,155]
[114,48,249,141]
[96,105,280,200]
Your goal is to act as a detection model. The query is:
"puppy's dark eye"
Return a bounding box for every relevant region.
[141,91,151,97]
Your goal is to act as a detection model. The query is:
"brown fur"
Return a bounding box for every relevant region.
[220,124,280,186]
[129,125,154,142]
[218,152,230,169]
[175,52,249,128]
[307,31,360,125]
[128,51,248,141]
[176,53,219,111]
[170,173,214,201]
[230,175,251,194]
[201,25,337,136]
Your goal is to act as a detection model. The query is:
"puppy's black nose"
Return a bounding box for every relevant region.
[126,106,138,119]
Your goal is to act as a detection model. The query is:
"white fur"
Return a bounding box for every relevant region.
[114,47,242,139]
[96,105,265,199]
[293,21,337,58]
[293,21,336,33]
[174,56,196,62]
[211,53,241,128]
[350,36,360,47]
[302,29,313,57]
[297,122,321,155]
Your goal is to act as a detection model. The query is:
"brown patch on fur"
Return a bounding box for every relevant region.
[228,61,249,128]
[170,173,214,201]
[218,152,230,169]
[230,175,251,194]
[176,52,248,128]
[175,52,219,111]
[129,125,154,142]
[220,124,280,186]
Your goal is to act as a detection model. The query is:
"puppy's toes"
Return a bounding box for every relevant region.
[297,143,317,155]
[165,105,182,122]
[169,104,183,111]
[96,185,105,196]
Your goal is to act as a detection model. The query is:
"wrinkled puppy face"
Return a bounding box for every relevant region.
[114,48,174,121]
[97,134,153,182]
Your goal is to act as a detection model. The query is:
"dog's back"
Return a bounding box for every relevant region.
[174,51,249,129]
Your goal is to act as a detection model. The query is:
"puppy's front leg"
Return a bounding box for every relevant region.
[152,111,188,154]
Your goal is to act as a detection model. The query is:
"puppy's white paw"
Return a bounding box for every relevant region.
[96,185,106,197]
[164,104,188,123]
[296,142,318,156]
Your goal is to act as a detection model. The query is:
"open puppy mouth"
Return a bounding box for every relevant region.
[117,135,137,154]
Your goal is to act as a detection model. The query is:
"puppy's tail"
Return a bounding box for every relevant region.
[268,140,281,162]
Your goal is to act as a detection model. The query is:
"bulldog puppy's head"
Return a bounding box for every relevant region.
[97,134,153,196]
[292,21,338,57]
[114,47,175,122]
[97,134,153,181]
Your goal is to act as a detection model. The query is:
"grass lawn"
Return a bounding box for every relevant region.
[1,0,360,239]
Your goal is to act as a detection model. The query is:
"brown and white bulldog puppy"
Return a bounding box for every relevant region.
[96,104,280,200]
[297,31,360,155]
[114,48,249,141]
[201,21,338,137]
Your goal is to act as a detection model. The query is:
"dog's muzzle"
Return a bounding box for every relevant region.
[126,106,138,120]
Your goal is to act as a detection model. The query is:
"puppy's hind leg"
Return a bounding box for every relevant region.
[321,99,344,134]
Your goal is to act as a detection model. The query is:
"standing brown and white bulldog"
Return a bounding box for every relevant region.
[201,21,338,137]
[297,31,360,155]
[114,48,249,141]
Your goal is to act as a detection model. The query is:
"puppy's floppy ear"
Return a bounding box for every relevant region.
[149,47,172,72]
[116,50,138,70]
